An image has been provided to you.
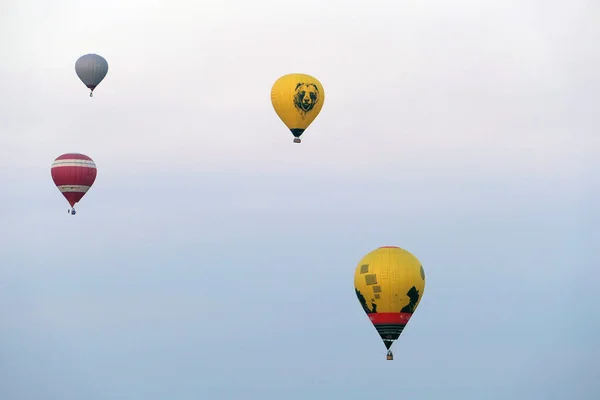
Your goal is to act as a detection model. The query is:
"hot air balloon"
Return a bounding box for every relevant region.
[51,153,97,215]
[75,54,109,97]
[354,246,426,360]
[270,73,325,143]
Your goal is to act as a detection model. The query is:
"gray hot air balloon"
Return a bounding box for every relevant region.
[75,54,109,97]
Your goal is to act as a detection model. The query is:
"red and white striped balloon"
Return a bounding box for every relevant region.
[51,153,97,209]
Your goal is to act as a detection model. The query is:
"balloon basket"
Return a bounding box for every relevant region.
[386,351,393,361]
[293,138,301,143]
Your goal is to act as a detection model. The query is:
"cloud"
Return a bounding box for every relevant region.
[0,1,598,398]
[1,0,597,178]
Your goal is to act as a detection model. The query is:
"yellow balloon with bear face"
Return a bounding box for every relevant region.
[270,73,325,143]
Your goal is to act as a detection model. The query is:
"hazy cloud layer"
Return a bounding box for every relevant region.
[1,0,598,399]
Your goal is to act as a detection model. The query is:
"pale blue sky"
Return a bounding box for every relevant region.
[1,0,598,399]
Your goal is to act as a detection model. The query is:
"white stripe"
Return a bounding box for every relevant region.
[58,185,90,193]
[52,159,96,168]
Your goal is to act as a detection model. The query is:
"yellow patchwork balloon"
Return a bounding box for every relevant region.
[354,246,426,360]
[270,73,325,143]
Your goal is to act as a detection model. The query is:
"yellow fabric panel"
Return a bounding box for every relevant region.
[270,73,325,131]
[354,247,426,314]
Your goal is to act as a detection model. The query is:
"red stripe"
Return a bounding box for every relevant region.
[368,312,413,325]
[55,153,94,161]
[51,164,96,207]
[51,166,97,187]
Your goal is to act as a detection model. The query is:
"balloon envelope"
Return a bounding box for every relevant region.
[51,153,97,208]
[270,73,324,142]
[75,54,109,94]
[354,246,426,351]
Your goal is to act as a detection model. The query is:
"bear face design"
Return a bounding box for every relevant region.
[293,83,320,118]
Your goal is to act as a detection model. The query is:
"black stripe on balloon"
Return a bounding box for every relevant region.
[290,128,305,137]
[374,324,406,341]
